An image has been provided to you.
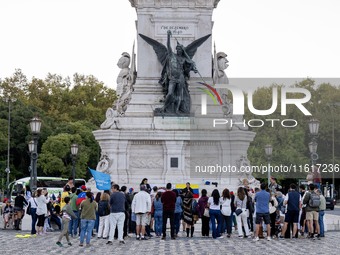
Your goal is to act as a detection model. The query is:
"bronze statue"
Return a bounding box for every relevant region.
[139,30,210,115]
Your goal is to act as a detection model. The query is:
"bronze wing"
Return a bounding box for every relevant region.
[184,34,211,59]
[139,33,168,66]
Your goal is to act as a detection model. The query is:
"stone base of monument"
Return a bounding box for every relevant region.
[93,122,256,194]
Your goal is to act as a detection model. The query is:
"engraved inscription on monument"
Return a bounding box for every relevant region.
[156,23,195,37]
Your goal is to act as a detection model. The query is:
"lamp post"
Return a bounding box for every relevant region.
[265,144,273,187]
[28,140,35,192]
[29,117,42,192]
[308,119,320,165]
[4,96,16,199]
[71,143,79,186]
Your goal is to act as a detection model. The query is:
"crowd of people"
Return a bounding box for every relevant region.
[0,176,328,247]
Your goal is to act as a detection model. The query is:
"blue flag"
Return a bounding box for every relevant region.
[89,168,111,191]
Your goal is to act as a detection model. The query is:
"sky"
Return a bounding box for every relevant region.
[1,0,340,89]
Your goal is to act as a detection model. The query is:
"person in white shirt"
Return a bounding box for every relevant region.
[131,184,152,240]
[220,188,232,237]
[36,188,50,235]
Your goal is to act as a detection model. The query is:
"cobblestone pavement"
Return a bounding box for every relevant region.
[0,230,339,255]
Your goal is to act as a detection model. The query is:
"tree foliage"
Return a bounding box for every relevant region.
[0,69,116,189]
[244,79,340,183]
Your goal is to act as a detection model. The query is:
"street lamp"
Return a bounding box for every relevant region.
[308,119,320,165]
[4,96,16,199]
[71,143,79,186]
[265,144,273,186]
[29,116,42,192]
[28,140,35,192]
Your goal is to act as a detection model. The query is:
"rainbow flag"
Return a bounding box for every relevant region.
[175,184,199,199]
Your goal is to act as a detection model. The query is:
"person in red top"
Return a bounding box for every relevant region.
[161,183,176,240]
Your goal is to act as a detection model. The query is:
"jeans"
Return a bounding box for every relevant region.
[174,212,181,235]
[209,209,222,239]
[154,213,163,236]
[319,210,325,236]
[80,219,95,244]
[68,211,79,236]
[162,210,175,238]
[108,212,125,242]
[30,208,37,234]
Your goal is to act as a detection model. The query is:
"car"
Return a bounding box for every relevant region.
[325,197,336,210]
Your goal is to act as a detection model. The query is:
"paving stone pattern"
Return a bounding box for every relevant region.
[0,230,339,255]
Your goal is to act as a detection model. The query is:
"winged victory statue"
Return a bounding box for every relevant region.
[139,30,211,115]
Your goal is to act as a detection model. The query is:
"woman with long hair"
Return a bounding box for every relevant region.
[140,178,152,193]
[208,189,222,239]
[97,192,110,239]
[79,192,98,247]
[28,191,38,234]
[198,189,209,237]
[183,190,195,237]
[220,188,232,237]
[234,187,250,238]
[36,188,50,235]
[153,191,163,237]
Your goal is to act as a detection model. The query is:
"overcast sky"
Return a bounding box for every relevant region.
[1,0,339,89]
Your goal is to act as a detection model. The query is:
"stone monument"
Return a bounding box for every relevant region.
[93,0,257,192]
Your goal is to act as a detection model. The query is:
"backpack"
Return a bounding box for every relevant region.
[191,199,198,214]
[309,192,321,208]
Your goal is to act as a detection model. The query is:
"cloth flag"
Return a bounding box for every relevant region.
[175,184,200,198]
[89,168,111,191]
[76,192,86,206]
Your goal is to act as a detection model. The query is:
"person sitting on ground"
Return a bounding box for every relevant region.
[2,199,13,229]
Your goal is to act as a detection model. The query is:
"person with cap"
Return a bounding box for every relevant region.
[131,184,152,240]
